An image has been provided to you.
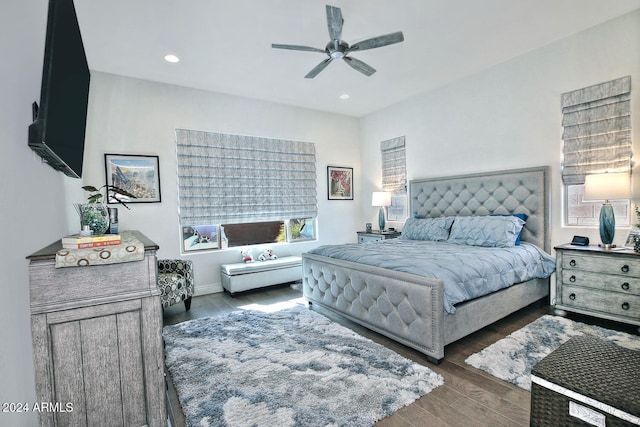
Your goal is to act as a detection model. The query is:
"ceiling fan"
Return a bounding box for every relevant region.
[272,5,404,79]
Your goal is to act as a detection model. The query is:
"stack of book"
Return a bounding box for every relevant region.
[61,233,122,249]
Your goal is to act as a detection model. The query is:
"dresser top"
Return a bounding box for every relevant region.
[555,243,640,256]
[26,230,158,261]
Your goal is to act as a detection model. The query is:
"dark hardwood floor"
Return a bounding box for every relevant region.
[162,284,636,427]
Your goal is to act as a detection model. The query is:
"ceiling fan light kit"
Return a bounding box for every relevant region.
[272,5,404,78]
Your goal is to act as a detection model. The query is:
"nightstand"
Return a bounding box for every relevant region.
[357,230,401,244]
[554,244,640,331]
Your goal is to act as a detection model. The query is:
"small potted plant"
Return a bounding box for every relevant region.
[75,185,137,234]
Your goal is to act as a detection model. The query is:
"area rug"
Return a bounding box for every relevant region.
[465,314,640,391]
[163,305,444,427]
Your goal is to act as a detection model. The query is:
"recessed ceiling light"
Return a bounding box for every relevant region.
[339,93,350,100]
[164,54,180,63]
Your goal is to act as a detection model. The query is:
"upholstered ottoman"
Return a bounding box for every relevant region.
[221,256,302,296]
[530,335,640,426]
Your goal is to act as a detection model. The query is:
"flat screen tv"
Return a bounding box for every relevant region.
[28,0,90,179]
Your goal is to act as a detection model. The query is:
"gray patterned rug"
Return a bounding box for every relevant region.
[163,304,444,427]
[465,314,640,391]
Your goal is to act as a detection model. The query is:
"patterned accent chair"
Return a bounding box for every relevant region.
[157,259,194,310]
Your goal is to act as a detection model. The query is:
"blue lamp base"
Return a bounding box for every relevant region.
[378,207,386,232]
[599,203,615,248]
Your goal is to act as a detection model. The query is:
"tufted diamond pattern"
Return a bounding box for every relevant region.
[302,254,444,359]
[410,167,548,251]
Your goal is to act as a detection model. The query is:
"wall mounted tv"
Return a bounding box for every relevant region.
[28,0,90,179]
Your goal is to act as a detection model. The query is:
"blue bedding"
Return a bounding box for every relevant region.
[307,240,556,314]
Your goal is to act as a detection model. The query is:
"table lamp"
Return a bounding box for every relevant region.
[372,192,392,232]
[583,172,631,248]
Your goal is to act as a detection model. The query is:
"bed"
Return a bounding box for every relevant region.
[302,166,554,363]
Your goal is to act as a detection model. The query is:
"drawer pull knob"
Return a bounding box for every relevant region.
[622,282,630,291]
[569,293,576,301]
[621,265,630,273]
[622,302,630,310]
[569,259,576,267]
[569,275,576,283]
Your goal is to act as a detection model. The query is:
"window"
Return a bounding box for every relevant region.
[381,136,408,219]
[566,184,630,227]
[175,129,317,249]
[561,76,632,226]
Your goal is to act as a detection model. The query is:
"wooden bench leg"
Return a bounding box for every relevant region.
[184,297,192,311]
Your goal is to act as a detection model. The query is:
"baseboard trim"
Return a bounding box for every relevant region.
[194,282,223,296]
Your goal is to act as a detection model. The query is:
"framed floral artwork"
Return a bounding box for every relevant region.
[327,166,353,200]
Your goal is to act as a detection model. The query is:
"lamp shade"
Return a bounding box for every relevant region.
[583,173,631,201]
[372,191,392,207]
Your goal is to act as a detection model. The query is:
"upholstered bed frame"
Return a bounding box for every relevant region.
[302,166,550,363]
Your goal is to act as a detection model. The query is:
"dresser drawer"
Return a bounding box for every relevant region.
[560,285,640,319]
[560,270,640,295]
[562,252,640,277]
[358,235,382,243]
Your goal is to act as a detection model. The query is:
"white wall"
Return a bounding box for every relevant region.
[360,10,640,249]
[78,72,362,294]
[1,1,68,425]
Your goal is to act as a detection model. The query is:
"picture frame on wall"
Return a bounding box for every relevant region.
[327,166,353,200]
[182,225,219,252]
[105,154,161,203]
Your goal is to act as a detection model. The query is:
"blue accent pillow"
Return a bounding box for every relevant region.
[447,215,525,247]
[490,213,528,245]
[401,216,454,241]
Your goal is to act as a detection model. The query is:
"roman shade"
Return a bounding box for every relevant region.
[561,76,632,185]
[381,136,407,192]
[175,129,317,225]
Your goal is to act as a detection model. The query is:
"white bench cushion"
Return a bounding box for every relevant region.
[221,256,302,294]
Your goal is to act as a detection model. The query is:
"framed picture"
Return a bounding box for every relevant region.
[327,166,353,200]
[105,154,161,203]
[182,225,219,252]
[387,195,408,221]
[624,229,640,248]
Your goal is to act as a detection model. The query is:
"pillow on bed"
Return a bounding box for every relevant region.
[400,216,454,241]
[447,215,525,247]
[490,213,528,245]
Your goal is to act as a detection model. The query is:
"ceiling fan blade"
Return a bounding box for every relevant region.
[343,56,376,76]
[347,31,404,52]
[305,58,333,79]
[271,44,326,54]
[326,5,343,41]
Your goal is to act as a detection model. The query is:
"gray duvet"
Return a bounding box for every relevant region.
[308,240,556,314]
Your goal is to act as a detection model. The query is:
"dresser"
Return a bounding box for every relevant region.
[356,230,402,244]
[27,231,166,426]
[554,244,640,331]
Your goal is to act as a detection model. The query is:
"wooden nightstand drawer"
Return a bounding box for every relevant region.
[554,244,640,330]
[562,252,640,277]
[560,285,640,318]
[356,231,401,244]
[560,270,640,295]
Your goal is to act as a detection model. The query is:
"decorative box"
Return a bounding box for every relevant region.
[530,335,640,426]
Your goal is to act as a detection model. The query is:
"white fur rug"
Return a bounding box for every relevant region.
[465,314,640,390]
[163,305,444,427]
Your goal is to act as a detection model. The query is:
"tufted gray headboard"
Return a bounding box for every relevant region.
[409,166,550,252]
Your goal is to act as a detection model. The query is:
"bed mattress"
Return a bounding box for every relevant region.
[308,239,555,314]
